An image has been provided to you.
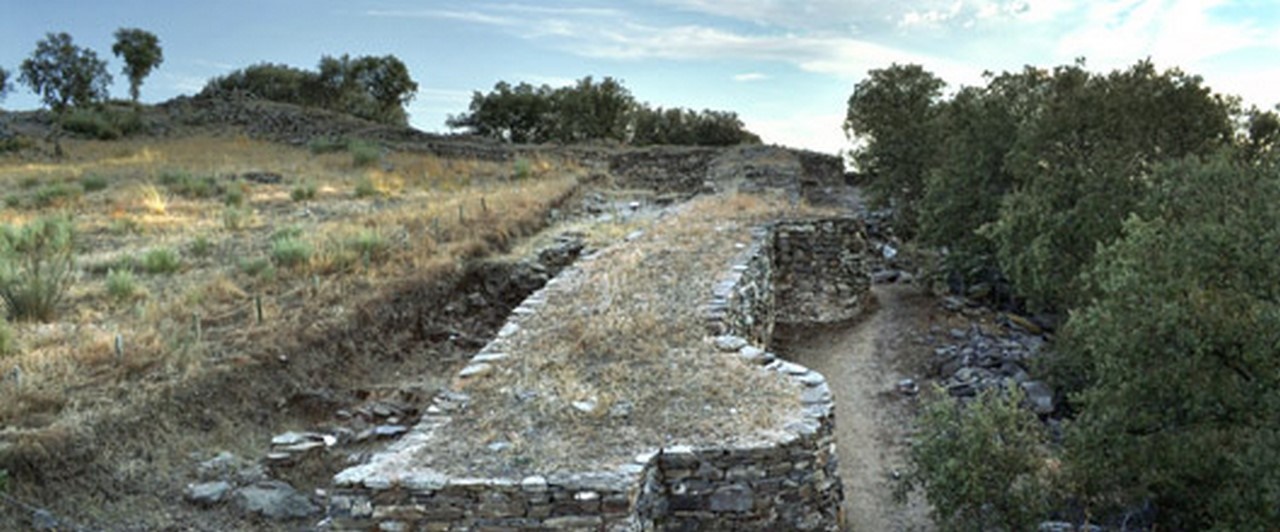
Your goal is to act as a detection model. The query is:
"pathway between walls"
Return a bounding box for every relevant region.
[777,284,938,532]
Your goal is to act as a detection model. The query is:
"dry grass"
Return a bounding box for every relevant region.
[0,136,582,448]
[420,192,826,476]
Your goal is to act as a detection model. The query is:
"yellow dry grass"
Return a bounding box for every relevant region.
[0,136,582,432]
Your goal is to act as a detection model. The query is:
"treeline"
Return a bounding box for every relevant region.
[446,77,760,146]
[199,54,419,126]
[850,60,1280,529]
[1,30,163,111]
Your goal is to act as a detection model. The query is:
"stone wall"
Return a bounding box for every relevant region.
[772,218,872,325]
[328,216,867,531]
[598,145,847,204]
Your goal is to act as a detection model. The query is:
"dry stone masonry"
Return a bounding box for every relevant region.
[772,218,872,325]
[327,213,870,530]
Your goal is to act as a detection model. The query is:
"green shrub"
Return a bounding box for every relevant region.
[223,184,246,207]
[80,174,110,193]
[512,157,532,180]
[140,247,181,274]
[0,135,36,154]
[3,195,19,209]
[1060,154,1280,529]
[271,238,312,269]
[189,236,214,258]
[899,386,1052,532]
[237,257,273,278]
[0,320,17,357]
[353,176,379,198]
[105,268,139,303]
[33,182,83,208]
[307,136,348,154]
[344,228,391,264]
[270,225,303,242]
[0,216,77,322]
[222,207,249,231]
[19,176,39,189]
[348,140,381,167]
[109,216,143,235]
[291,180,317,202]
[60,106,145,140]
[159,171,221,199]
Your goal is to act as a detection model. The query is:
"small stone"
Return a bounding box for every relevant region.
[609,400,634,418]
[497,322,520,338]
[234,481,318,519]
[1021,380,1055,414]
[487,440,511,452]
[31,509,58,530]
[521,475,548,492]
[871,269,900,284]
[471,352,510,363]
[186,481,232,506]
[714,335,748,352]
[709,484,754,512]
[572,399,598,414]
[942,296,965,311]
[270,431,312,446]
[373,425,408,438]
[264,452,293,463]
[458,363,493,378]
[796,371,826,387]
[738,346,772,364]
[897,378,919,396]
[277,441,324,454]
[775,360,809,376]
[625,230,645,241]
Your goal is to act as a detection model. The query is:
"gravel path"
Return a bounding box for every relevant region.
[776,284,937,532]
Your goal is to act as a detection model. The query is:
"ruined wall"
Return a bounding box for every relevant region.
[328,217,867,531]
[772,218,872,325]
[601,145,847,204]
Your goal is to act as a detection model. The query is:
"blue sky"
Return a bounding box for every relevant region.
[3,1,1279,154]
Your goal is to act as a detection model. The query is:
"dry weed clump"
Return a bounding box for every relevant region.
[426,192,821,475]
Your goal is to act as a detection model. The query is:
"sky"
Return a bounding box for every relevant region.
[2,0,1279,155]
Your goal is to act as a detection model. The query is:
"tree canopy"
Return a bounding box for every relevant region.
[19,32,112,112]
[989,60,1234,311]
[0,67,11,104]
[111,28,164,102]
[201,54,419,126]
[856,58,1280,529]
[1061,153,1280,529]
[844,63,946,238]
[447,76,760,146]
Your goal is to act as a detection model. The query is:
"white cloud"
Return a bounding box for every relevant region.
[744,111,849,155]
[375,0,1280,151]
[417,88,474,104]
[366,9,518,27]
[164,73,209,94]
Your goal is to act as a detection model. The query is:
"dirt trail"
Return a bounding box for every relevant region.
[776,284,937,532]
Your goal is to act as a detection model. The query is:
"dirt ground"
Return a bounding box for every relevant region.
[776,284,940,532]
